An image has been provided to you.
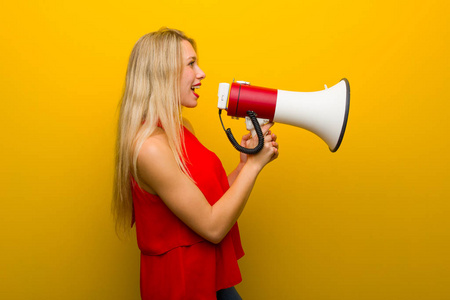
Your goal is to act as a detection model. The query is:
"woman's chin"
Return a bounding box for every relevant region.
[182,101,198,108]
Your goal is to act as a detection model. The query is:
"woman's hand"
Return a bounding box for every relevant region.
[238,132,251,165]
[241,123,279,171]
[228,123,279,186]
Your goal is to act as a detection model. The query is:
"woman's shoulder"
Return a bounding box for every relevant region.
[139,127,170,159]
[137,128,177,194]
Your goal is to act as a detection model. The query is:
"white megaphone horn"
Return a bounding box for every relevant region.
[217,78,350,153]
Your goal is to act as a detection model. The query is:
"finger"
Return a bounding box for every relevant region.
[271,133,277,142]
[260,122,274,135]
[264,130,272,137]
[242,132,252,140]
[272,151,279,161]
[264,134,273,142]
[271,146,279,160]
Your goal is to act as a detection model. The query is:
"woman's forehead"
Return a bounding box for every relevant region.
[181,40,197,60]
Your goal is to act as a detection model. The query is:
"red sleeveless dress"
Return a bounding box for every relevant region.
[132,127,245,300]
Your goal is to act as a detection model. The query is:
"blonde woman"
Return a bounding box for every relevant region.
[113,28,279,300]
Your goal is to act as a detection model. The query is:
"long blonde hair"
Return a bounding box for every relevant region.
[113,28,196,235]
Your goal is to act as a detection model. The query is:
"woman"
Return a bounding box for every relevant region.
[113,28,279,300]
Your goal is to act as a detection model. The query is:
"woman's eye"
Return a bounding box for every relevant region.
[188,59,197,67]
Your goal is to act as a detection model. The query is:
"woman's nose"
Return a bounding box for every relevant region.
[197,67,206,80]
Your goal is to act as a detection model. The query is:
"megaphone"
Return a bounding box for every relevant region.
[217,78,350,153]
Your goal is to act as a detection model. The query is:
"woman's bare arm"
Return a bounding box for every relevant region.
[137,124,278,244]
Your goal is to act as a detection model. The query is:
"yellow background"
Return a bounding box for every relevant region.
[1,0,449,299]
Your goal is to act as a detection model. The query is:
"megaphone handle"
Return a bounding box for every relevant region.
[220,110,265,154]
[246,116,270,138]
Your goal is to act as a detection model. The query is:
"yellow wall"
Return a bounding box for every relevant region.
[1,1,449,299]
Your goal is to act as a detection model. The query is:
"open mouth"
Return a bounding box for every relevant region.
[191,83,201,98]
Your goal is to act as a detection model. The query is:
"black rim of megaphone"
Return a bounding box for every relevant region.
[330,78,350,152]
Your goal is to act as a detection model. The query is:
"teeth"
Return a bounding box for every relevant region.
[192,85,200,89]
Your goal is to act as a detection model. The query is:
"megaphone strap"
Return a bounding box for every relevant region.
[219,109,265,154]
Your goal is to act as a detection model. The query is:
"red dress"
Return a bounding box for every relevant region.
[132,127,245,300]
